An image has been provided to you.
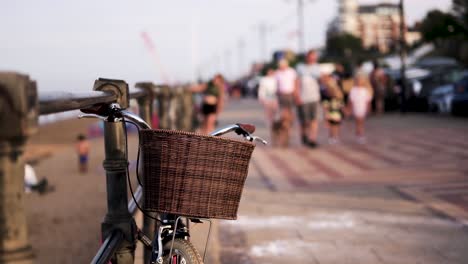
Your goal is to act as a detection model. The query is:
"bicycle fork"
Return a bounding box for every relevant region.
[137,225,172,264]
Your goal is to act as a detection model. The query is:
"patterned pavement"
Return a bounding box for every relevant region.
[137,99,468,264]
[214,100,468,264]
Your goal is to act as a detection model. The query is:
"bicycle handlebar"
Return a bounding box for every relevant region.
[79,103,266,144]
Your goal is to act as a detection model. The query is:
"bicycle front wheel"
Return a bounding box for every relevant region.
[163,238,203,264]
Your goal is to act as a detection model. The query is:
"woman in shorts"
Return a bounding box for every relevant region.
[274,59,297,147]
[192,74,225,134]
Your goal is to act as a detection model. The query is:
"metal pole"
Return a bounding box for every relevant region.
[259,23,267,63]
[94,79,136,264]
[297,0,305,54]
[399,0,407,113]
[0,72,37,264]
[238,38,245,77]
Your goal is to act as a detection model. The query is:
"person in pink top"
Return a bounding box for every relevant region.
[275,58,298,147]
[348,73,373,143]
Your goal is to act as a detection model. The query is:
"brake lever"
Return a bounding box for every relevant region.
[78,113,123,122]
[247,135,268,145]
[78,113,108,121]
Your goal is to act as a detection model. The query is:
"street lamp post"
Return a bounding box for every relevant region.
[259,23,268,63]
[399,0,407,113]
[297,0,305,54]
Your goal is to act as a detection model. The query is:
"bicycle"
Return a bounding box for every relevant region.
[80,102,266,264]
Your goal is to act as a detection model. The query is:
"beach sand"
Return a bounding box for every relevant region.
[24,118,140,263]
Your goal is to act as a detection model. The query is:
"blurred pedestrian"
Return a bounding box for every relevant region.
[369,60,387,114]
[275,59,297,147]
[76,134,90,173]
[321,75,345,144]
[295,50,321,147]
[348,73,373,143]
[332,63,350,104]
[191,74,226,134]
[258,67,278,128]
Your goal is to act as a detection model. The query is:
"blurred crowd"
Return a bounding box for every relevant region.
[249,50,389,148]
[190,49,391,148]
[255,49,388,148]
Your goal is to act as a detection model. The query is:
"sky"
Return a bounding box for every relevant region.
[0,0,452,91]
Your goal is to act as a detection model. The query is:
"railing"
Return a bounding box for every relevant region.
[0,73,194,264]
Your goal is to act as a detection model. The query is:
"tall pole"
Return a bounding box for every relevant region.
[238,38,245,77]
[225,49,232,79]
[399,0,407,113]
[297,0,305,54]
[259,23,267,63]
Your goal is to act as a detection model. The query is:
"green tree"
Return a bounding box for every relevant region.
[420,10,465,41]
[453,0,468,30]
[325,33,364,58]
[418,4,468,66]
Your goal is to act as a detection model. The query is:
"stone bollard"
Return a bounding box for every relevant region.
[179,86,194,132]
[135,82,155,127]
[170,86,183,130]
[0,72,37,264]
[134,82,156,264]
[156,85,171,129]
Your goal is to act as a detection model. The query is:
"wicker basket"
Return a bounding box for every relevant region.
[139,129,255,220]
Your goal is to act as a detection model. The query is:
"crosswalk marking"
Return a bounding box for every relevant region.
[296,148,344,179]
[251,148,294,191]
[352,143,403,165]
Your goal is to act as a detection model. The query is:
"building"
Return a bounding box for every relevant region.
[328,0,421,53]
[337,0,359,36]
[358,3,401,53]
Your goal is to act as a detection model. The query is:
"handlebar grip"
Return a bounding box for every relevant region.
[80,103,108,115]
[237,123,255,134]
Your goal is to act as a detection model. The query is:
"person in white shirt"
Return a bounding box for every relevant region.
[275,59,298,147]
[348,73,373,143]
[295,50,321,147]
[258,68,278,127]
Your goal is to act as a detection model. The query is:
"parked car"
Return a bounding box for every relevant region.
[451,75,468,116]
[386,66,466,112]
[428,84,454,113]
[385,67,432,112]
[428,71,468,113]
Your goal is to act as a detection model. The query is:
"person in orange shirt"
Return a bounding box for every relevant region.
[76,134,90,173]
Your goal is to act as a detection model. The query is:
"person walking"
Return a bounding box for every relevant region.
[275,58,297,147]
[295,50,321,147]
[321,75,345,144]
[349,73,373,143]
[191,74,226,134]
[369,60,387,115]
[76,134,90,173]
[258,67,278,128]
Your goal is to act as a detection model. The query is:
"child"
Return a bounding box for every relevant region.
[322,75,345,144]
[76,134,90,173]
[348,74,373,143]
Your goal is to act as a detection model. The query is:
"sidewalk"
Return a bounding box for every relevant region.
[134,100,468,263]
[207,100,468,263]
